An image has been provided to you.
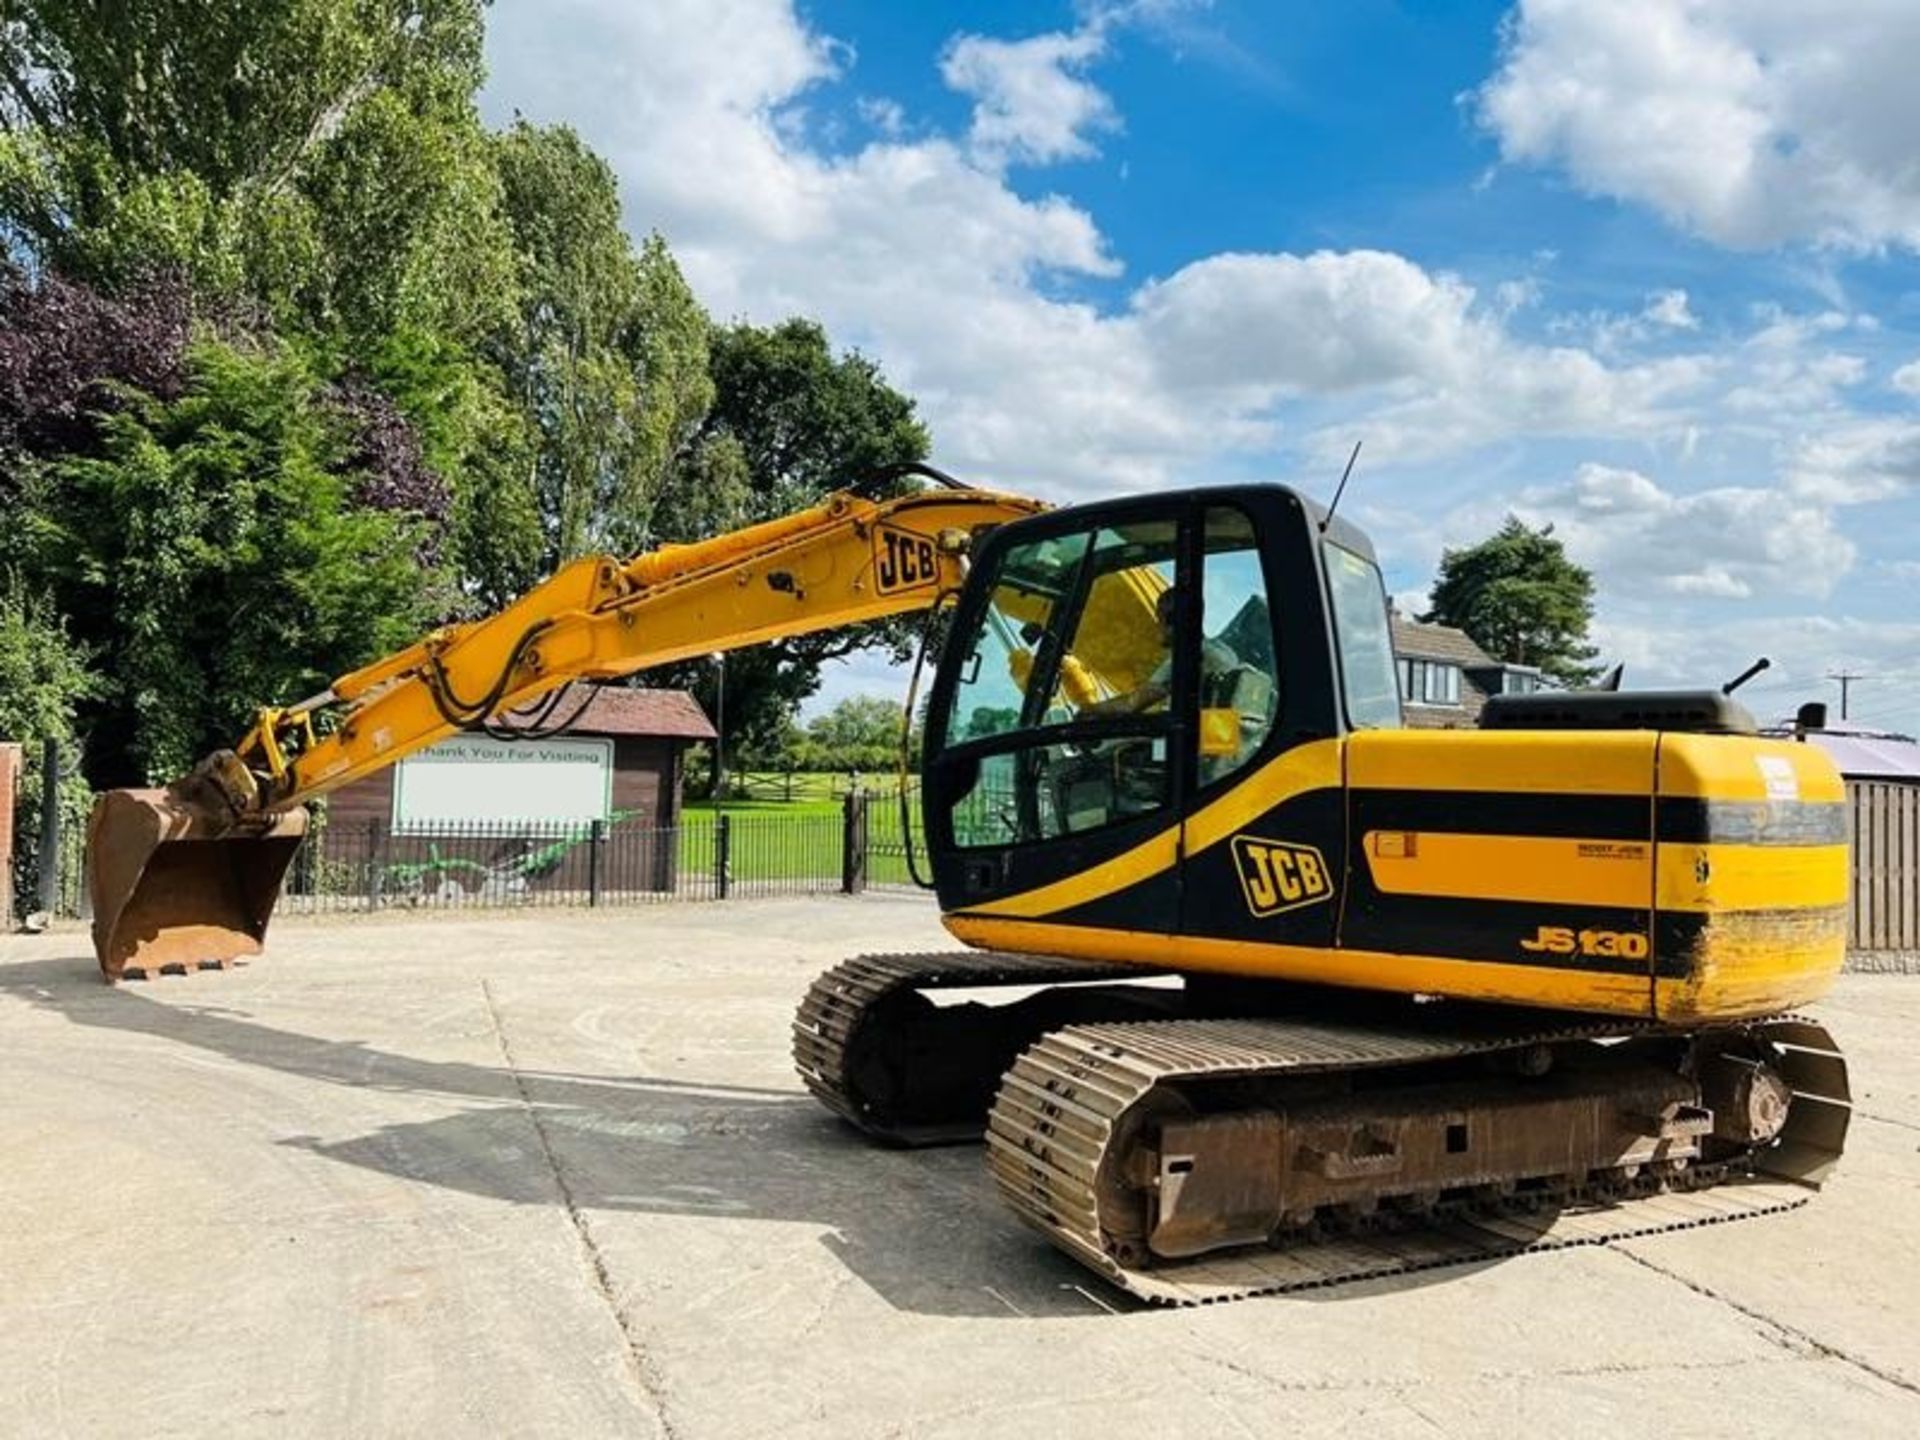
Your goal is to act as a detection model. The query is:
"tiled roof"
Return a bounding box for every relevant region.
[480,682,717,740]
[1391,614,1494,667]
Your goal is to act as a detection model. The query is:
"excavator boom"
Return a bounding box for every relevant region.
[87,471,1047,980]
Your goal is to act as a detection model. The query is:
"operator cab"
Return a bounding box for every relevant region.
[922,485,1398,933]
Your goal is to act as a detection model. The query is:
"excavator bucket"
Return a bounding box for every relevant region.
[87,789,309,983]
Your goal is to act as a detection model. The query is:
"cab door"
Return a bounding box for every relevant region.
[924,501,1191,938]
[1172,496,1350,957]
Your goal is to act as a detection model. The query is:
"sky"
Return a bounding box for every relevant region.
[480,0,1920,735]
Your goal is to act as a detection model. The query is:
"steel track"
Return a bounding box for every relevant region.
[791,950,1175,1144]
[986,1013,1850,1305]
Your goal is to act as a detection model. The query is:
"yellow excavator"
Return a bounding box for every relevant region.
[85,464,1851,1305]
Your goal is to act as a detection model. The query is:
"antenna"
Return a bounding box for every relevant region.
[1319,441,1363,533]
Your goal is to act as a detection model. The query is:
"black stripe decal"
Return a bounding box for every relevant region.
[1355,790,1847,847]
[1655,799,1847,846]
[1353,790,1649,841]
[1342,893,1658,976]
[1652,912,1706,979]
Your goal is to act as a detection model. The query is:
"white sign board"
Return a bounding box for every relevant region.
[391,735,614,834]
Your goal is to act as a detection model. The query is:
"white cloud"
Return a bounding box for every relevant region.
[1132,250,1711,465]
[1511,463,1855,601]
[857,97,906,138]
[1721,349,1866,417]
[1545,287,1705,357]
[1477,0,1920,251]
[1891,359,1920,396]
[1786,419,1920,504]
[481,0,1710,497]
[1644,289,1698,330]
[1135,250,1485,394]
[1659,305,1871,423]
[940,27,1118,168]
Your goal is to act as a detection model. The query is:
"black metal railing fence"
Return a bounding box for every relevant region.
[29,791,916,921]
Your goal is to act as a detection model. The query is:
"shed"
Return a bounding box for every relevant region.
[1776,722,1920,968]
[312,683,715,902]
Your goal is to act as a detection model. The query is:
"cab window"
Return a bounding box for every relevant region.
[937,516,1182,847]
[1323,541,1402,730]
[1195,506,1279,785]
[944,530,1091,745]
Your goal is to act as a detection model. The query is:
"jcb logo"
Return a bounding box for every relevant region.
[875,526,939,595]
[1232,836,1334,917]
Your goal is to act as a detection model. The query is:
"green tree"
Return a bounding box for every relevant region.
[0,0,532,612]
[0,574,97,916]
[669,318,928,525]
[33,337,446,783]
[0,0,510,341]
[0,2,484,192]
[491,123,713,566]
[1423,518,1599,686]
[364,324,544,608]
[651,317,931,768]
[796,695,905,774]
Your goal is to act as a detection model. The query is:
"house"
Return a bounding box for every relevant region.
[1390,612,1546,729]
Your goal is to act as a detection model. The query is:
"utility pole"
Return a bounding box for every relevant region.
[1827,669,1868,721]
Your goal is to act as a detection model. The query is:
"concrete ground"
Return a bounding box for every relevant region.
[2,897,1917,1440]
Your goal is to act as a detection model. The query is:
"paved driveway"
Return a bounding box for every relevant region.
[2,898,1916,1437]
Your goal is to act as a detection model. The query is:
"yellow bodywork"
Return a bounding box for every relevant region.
[1651,731,1848,1021]
[945,728,1848,1024]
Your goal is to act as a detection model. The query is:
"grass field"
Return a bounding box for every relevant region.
[675,780,924,887]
